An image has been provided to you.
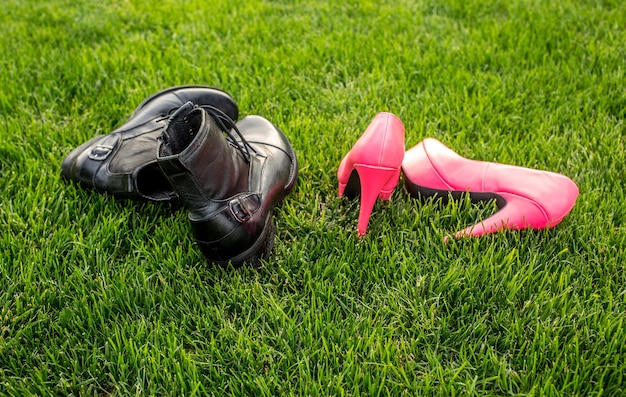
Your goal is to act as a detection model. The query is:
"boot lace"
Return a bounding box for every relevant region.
[199,104,257,163]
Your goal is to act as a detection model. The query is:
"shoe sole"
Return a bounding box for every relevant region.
[404,178,507,208]
[211,215,277,268]
[131,85,233,116]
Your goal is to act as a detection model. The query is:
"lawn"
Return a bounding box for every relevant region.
[1,0,625,395]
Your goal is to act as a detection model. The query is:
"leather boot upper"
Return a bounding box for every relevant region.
[61,86,238,201]
[157,102,298,265]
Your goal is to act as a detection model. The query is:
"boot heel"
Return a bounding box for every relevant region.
[353,164,399,236]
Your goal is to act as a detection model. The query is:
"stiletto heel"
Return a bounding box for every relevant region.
[337,112,405,236]
[353,165,401,236]
[453,193,548,238]
[379,168,402,200]
[402,138,579,239]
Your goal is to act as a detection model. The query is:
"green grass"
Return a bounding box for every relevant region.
[1,0,625,395]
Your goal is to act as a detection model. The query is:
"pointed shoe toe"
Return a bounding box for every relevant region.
[337,112,405,236]
[60,85,239,201]
[157,102,298,267]
[402,138,579,238]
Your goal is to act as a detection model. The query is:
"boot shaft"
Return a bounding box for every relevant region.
[157,103,250,216]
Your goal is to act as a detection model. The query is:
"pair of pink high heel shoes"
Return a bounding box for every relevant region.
[337,112,579,238]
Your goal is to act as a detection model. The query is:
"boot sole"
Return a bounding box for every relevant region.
[210,214,276,268]
[131,85,233,116]
[280,135,299,200]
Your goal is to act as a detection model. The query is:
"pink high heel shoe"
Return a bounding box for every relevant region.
[402,138,579,239]
[338,112,405,236]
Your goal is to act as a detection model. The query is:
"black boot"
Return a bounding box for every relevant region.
[157,102,298,266]
[61,85,238,201]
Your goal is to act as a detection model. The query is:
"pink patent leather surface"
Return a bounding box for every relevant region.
[337,112,406,236]
[338,112,405,173]
[402,138,579,233]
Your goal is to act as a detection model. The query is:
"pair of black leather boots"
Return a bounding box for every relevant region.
[61,86,298,267]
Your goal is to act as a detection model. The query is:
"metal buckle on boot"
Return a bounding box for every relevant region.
[228,195,261,223]
[229,198,251,223]
[88,144,114,161]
